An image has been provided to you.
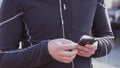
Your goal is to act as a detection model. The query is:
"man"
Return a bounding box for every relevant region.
[0,0,114,68]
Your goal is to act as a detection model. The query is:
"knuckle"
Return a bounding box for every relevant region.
[62,59,71,63]
[65,61,71,63]
[92,51,95,54]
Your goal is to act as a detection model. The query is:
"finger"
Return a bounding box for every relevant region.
[78,50,88,55]
[61,43,77,50]
[55,57,71,63]
[57,55,74,63]
[85,45,97,51]
[78,50,95,56]
[60,54,76,63]
[77,45,85,50]
[85,41,98,48]
[79,50,95,55]
[77,51,91,57]
[61,56,74,61]
[78,45,90,52]
[58,49,77,57]
[59,58,72,63]
[93,41,98,47]
[59,38,74,44]
[77,53,91,57]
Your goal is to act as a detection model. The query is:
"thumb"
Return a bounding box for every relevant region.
[61,43,78,50]
[59,38,74,44]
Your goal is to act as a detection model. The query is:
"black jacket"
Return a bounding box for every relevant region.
[0,0,114,68]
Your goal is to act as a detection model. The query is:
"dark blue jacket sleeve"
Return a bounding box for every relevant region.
[0,0,52,68]
[92,0,114,58]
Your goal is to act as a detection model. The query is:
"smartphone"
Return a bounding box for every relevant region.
[78,35,97,46]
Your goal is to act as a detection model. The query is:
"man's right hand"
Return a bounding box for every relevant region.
[48,38,77,63]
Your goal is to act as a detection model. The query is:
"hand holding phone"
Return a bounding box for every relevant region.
[78,35,97,46]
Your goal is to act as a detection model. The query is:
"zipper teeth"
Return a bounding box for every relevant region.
[59,0,74,68]
[72,61,74,68]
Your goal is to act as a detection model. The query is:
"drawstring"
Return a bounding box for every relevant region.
[59,0,66,38]
[59,0,75,68]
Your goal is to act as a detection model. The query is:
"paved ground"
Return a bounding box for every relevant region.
[92,45,120,68]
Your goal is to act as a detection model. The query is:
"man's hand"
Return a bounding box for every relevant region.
[48,38,77,63]
[77,42,98,57]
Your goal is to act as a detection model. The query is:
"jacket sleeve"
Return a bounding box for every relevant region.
[91,0,114,58]
[0,0,52,68]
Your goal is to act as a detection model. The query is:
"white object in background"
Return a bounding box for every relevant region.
[0,0,2,7]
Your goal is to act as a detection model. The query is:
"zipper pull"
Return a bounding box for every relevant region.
[63,4,67,10]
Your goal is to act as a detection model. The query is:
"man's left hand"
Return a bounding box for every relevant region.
[77,42,98,57]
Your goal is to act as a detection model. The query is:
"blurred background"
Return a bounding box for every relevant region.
[0,0,120,68]
[93,0,120,68]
